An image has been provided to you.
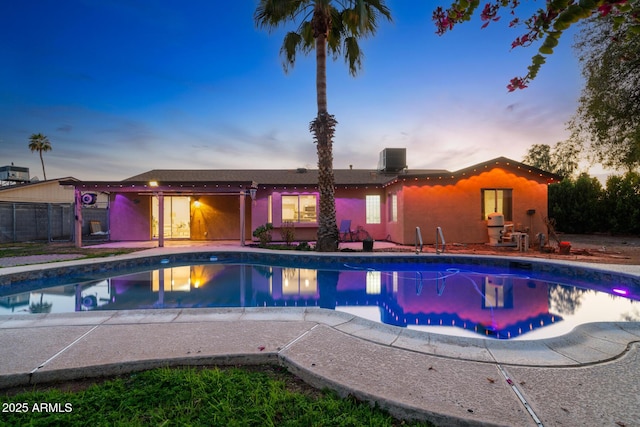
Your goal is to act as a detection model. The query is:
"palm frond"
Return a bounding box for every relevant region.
[258,0,391,76]
[327,6,344,59]
[255,0,308,31]
[341,0,391,37]
[280,31,304,73]
[299,20,316,53]
[343,36,362,76]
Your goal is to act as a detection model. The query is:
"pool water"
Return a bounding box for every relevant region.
[1,262,638,340]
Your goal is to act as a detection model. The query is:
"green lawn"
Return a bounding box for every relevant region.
[0,242,138,259]
[1,366,434,426]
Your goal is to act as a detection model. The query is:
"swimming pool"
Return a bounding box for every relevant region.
[1,252,639,340]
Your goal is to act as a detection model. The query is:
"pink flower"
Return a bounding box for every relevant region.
[507,77,528,92]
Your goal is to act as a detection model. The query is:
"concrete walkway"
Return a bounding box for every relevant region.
[1,243,639,426]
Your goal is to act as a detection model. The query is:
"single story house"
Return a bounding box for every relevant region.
[60,150,560,247]
[0,177,80,204]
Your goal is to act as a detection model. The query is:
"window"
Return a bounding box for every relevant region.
[481,189,512,221]
[388,193,398,222]
[282,195,317,223]
[482,277,514,309]
[366,195,381,224]
[282,268,317,296]
[366,271,381,294]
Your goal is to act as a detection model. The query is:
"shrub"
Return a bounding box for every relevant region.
[295,241,313,251]
[280,221,296,246]
[252,223,273,247]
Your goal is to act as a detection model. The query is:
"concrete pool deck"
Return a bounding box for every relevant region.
[1,242,639,426]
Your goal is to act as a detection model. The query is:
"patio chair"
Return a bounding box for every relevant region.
[90,221,108,235]
[339,220,354,242]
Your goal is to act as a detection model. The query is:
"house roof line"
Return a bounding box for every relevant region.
[387,157,562,186]
[59,157,561,191]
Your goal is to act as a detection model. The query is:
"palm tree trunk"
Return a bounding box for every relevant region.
[312,24,339,252]
[39,151,47,180]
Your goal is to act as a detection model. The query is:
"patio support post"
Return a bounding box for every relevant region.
[158,192,165,248]
[239,191,246,246]
[74,188,83,248]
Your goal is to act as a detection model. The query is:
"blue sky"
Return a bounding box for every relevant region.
[1,1,588,181]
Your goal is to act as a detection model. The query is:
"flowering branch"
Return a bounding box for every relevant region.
[433,0,640,91]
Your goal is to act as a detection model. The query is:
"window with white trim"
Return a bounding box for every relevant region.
[481,189,513,221]
[388,193,398,222]
[282,195,317,223]
[365,195,381,224]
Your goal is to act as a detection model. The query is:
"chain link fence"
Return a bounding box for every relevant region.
[0,202,109,243]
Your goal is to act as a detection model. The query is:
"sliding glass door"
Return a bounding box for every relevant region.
[151,196,191,239]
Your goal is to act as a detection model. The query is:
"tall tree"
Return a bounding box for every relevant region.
[28,133,52,180]
[432,0,640,90]
[255,0,392,251]
[568,12,640,171]
[523,140,581,178]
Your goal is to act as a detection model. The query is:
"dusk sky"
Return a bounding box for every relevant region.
[1,1,594,182]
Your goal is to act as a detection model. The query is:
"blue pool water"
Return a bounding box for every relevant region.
[1,255,639,340]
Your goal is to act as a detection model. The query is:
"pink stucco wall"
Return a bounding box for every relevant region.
[250,188,387,242]
[251,188,387,241]
[394,168,549,245]
[106,166,549,245]
[191,195,248,240]
[109,194,151,241]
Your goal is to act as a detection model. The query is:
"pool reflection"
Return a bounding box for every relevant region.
[2,264,638,340]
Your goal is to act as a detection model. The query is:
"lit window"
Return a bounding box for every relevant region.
[481,189,512,221]
[152,266,191,292]
[282,268,317,295]
[282,195,317,223]
[366,195,381,224]
[388,193,398,222]
[366,271,381,294]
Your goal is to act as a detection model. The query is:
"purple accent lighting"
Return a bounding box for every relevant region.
[612,288,628,296]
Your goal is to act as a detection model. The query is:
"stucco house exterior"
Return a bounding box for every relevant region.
[61,153,560,248]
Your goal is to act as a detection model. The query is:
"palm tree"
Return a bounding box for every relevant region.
[28,133,52,180]
[255,0,391,252]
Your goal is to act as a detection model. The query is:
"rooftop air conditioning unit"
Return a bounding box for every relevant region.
[377,148,407,173]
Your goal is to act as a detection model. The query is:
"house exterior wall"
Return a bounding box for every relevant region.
[107,193,249,242]
[396,168,549,245]
[191,195,249,240]
[335,188,387,240]
[250,188,388,243]
[0,181,76,203]
[109,194,151,241]
[99,163,551,245]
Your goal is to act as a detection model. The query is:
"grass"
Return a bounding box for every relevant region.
[0,366,434,427]
[0,242,139,260]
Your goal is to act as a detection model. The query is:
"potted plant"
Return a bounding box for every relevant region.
[362,235,374,252]
[559,241,571,255]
